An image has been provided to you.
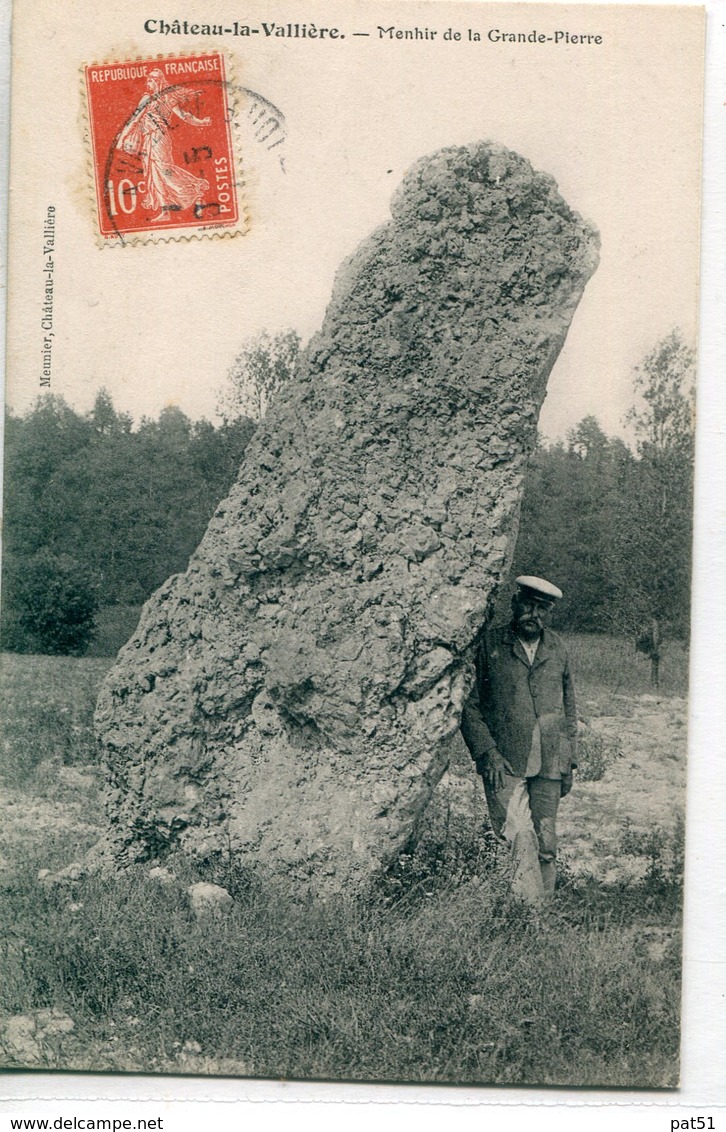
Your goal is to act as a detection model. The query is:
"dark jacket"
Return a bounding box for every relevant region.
[461,623,578,779]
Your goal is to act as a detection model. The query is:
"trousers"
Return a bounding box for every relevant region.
[483,774,561,902]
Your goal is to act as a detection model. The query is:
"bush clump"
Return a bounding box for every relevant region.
[1,550,99,656]
[577,724,622,781]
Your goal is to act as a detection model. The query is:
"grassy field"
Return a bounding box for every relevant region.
[564,632,689,700]
[0,639,687,1086]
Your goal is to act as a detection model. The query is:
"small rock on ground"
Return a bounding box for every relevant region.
[187,882,233,918]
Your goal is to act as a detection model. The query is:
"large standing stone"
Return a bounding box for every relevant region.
[94,142,599,893]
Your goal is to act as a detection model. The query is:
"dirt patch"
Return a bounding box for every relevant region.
[559,695,686,882]
[0,767,103,878]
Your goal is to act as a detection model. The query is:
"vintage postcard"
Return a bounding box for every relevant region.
[1,0,704,1092]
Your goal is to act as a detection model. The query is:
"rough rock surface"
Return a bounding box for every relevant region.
[95,142,599,893]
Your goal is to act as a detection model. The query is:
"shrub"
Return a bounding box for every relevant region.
[619,817,685,905]
[1,550,99,655]
[576,724,622,781]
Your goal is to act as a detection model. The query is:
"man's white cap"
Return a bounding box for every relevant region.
[515,575,563,602]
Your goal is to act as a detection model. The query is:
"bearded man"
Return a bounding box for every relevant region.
[461,575,578,901]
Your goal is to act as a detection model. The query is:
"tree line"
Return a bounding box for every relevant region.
[1,394,254,653]
[513,330,695,682]
[1,330,694,669]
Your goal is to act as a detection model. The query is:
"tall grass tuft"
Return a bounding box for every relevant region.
[0,654,112,787]
[576,727,623,781]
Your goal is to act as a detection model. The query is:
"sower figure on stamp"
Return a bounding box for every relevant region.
[117,69,211,223]
[461,575,578,902]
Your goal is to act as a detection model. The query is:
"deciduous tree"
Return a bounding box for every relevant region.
[612,331,696,682]
[218,330,300,422]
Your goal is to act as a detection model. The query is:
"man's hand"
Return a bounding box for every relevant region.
[483,749,514,793]
[560,770,574,797]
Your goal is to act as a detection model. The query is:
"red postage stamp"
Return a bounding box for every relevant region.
[84,52,245,243]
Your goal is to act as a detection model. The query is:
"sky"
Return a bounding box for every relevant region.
[5,0,703,442]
